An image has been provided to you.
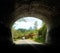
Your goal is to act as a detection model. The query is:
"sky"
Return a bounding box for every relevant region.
[12,17,43,30]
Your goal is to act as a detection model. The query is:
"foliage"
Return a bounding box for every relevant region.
[12,18,47,43]
[12,28,36,41]
[34,23,47,43]
[34,21,38,30]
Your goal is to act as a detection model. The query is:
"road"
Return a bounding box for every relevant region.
[14,39,43,52]
[14,39,42,44]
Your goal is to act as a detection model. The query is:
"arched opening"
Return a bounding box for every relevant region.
[9,0,53,45]
[0,0,60,50]
[11,17,47,44]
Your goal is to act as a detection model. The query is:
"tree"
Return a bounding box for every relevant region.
[34,23,47,43]
[34,21,38,30]
[38,23,47,36]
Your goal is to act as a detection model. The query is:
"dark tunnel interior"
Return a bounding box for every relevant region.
[0,0,60,52]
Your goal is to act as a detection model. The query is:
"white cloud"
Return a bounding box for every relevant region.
[13,17,43,29]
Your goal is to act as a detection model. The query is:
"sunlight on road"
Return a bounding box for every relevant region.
[14,39,42,44]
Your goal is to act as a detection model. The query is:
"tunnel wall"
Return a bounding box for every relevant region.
[0,0,60,47]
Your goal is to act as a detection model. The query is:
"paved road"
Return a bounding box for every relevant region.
[14,39,43,52]
[14,39,42,44]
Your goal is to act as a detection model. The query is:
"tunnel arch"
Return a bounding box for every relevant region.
[8,1,57,45]
[0,1,60,52]
[11,17,46,44]
[0,0,60,47]
[9,1,55,28]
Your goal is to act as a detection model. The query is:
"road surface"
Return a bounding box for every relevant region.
[14,39,42,44]
[14,39,43,52]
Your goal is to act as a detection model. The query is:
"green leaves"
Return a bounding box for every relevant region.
[34,23,47,43]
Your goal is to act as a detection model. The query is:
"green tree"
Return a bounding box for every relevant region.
[34,21,38,30]
[12,28,25,41]
[34,23,47,43]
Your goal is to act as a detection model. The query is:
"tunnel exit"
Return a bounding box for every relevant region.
[11,17,47,44]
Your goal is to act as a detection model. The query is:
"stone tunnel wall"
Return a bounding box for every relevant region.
[0,0,60,46]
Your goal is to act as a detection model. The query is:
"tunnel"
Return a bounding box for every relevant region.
[0,0,60,51]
